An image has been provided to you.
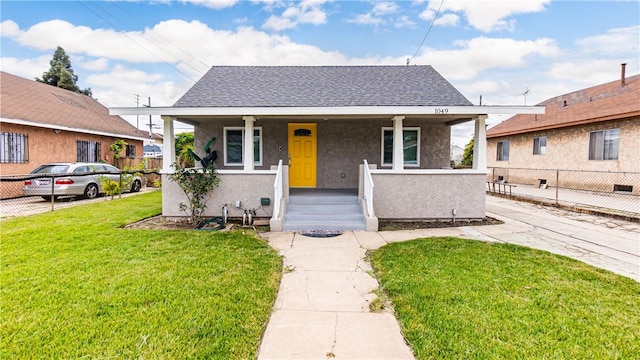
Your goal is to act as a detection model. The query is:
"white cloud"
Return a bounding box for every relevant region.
[413,36,560,81]
[423,0,550,32]
[348,13,384,26]
[547,60,638,87]
[180,0,239,9]
[372,2,398,16]
[434,13,459,27]
[0,20,21,37]
[261,0,328,31]
[394,16,416,29]
[0,55,50,79]
[80,58,110,71]
[576,25,640,56]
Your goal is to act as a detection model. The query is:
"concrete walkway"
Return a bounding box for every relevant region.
[258,196,640,359]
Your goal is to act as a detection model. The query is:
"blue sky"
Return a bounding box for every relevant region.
[1,0,639,145]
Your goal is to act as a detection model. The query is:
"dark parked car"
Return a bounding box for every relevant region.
[23,162,142,200]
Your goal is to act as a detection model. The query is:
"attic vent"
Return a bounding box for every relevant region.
[613,184,633,193]
[52,93,87,109]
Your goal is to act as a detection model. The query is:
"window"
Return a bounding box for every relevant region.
[496,141,509,161]
[77,140,101,162]
[533,136,547,155]
[0,132,28,163]
[126,144,136,158]
[589,129,619,160]
[223,127,262,166]
[381,127,420,166]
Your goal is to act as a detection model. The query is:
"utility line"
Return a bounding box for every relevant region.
[408,0,445,65]
[109,1,209,69]
[76,0,199,83]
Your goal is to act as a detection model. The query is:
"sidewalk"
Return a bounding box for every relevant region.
[258,196,640,359]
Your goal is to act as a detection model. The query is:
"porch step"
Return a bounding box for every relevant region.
[282,191,366,231]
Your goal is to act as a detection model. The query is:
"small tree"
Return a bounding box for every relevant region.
[168,160,220,226]
[175,132,195,167]
[37,46,92,96]
[461,138,474,167]
[110,139,127,161]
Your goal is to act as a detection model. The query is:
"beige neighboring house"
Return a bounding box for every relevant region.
[486,67,640,195]
[0,71,148,198]
[112,65,542,231]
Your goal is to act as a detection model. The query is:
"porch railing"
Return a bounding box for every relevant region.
[272,159,284,219]
[363,160,375,217]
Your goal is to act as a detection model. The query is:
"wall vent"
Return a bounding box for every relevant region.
[613,184,633,193]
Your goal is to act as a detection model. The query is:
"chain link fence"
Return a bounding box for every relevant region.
[0,169,161,219]
[487,167,640,219]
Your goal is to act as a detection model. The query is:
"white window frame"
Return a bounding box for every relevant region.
[533,136,546,155]
[381,127,420,167]
[589,129,619,160]
[223,127,262,166]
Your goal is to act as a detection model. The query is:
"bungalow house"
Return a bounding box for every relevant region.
[111,65,542,231]
[486,66,640,195]
[0,71,148,198]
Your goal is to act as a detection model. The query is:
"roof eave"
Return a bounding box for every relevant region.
[110,105,545,117]
[1,117,150,142]
[486,110,640,138]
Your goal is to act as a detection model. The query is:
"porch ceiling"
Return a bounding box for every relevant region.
[173,113,476,126]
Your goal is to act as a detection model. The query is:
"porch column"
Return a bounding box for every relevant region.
[161,116,176,173]
[243,116,255,171]
[392,115,405,171]
[472,115,487,171]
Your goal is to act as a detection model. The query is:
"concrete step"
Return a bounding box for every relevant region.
[283,192,366,231]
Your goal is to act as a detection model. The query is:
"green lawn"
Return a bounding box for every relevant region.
[370,237,640,359]
[1,191,282,359]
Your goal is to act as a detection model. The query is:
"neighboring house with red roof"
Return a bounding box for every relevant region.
[0,71,148,197]
[486,68,640,194]
[112,65,542,231]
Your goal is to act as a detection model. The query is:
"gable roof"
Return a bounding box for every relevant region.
[0,71,147,140]
[174,65,473,108]
[487,74,640,138]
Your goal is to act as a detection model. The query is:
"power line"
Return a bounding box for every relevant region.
[408,0,445,65]
[109,1,209,70]
[76,0,199,83]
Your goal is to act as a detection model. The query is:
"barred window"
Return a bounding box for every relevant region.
[77,140,101,162]
[0,132,29,163]
[126,144,136,158]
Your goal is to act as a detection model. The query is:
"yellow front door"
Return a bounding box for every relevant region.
[288,123,317,187]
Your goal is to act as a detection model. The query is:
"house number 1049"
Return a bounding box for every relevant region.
[435,108,449,114]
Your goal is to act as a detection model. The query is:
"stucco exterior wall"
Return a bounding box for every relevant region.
[195,118,452,189]
[487,118,640,172]
[0,123,143,198]
[161,171,276,219]
[486,118,640,194]
[370,171,486,219]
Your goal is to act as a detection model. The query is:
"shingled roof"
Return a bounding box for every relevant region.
[0,71,146,140]
[174,65,473,108]
[487,74,640,138]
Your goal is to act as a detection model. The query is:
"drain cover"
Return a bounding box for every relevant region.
[299,229,342,238]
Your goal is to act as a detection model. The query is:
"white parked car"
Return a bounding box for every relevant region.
[23,162,142,201]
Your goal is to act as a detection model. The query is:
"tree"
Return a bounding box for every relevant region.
[36,46,92,96]
[461,138,474,167]
[175,132,195,167]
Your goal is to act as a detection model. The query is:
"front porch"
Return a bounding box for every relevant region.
[161,159,488,231]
